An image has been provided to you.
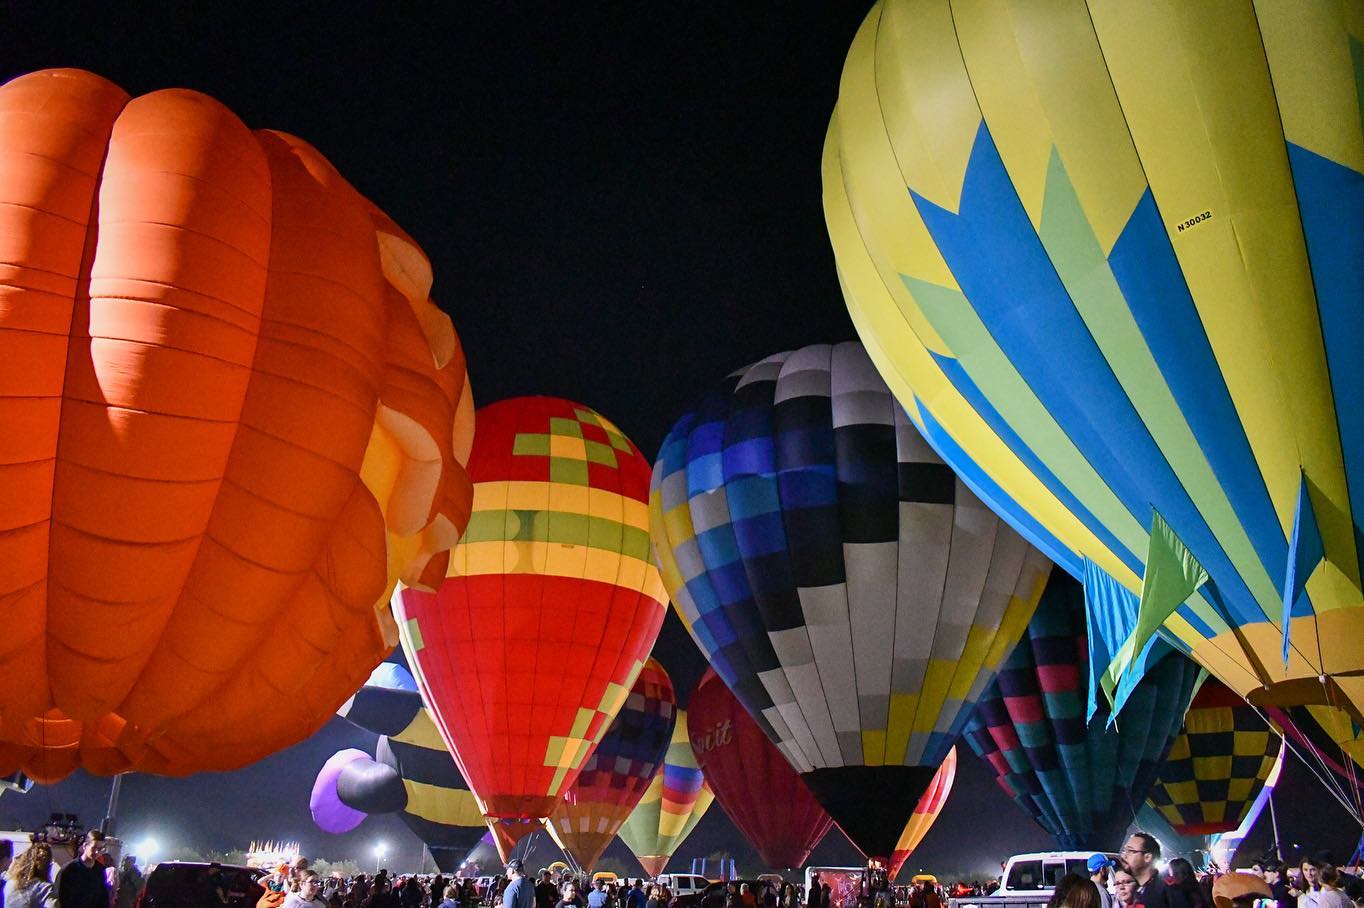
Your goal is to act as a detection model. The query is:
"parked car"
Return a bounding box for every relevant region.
[675,879,780,908]
[138,862,265,908]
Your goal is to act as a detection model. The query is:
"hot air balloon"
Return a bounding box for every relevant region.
[397,397,668,820]
[822,0,1364,782]
[1136,739,1286,869]
[651,341,1052,861]
[1147,680,1281,837]
[0,68,475,782]
[312,657,487,871]
[889,747,955,880]
[547,659,677,871]
[962,575,1200,850]
[619,708,715,878]
[688,668,833,870]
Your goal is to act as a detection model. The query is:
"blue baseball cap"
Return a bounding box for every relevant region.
[1087,855,1114,873]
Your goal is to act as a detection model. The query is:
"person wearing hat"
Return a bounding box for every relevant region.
[1088,856,1115,908]
[505,861,534,908]
[1212,873,1273,908]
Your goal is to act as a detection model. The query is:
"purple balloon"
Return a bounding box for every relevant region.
[311,749,371,833]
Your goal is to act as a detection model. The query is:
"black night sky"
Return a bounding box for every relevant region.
[3,3,1358,878]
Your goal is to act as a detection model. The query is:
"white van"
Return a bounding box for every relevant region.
[997,852,1118,896]
[657,874,711,899]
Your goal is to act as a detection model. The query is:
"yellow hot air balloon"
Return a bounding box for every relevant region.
[823,0,1364,775]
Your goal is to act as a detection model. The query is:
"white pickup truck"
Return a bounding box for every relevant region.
[950,852,1119,908]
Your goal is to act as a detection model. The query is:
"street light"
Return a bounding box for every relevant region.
[134,837,159,867]
[374,842,388,873]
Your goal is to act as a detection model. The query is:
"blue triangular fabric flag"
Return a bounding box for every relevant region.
[1083,557,1177,723]
[1282,472,1325,666]
[1083,558,1138,722]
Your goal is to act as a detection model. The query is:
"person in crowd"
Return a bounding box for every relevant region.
[1121,834,1172,908]
[1088,855,1114,908]
[557,882,585,908]
[807,878,821,908]
[1166,860,1206,908]
[56,831,110,908]
[441,886,461,908]
[1261,861,1294,908]
[0,840,11,908]
[1212,874,1273,908]
[501,867,531,908]
[821,883,831,908]
[1112,865,1140,908]
[6,842,53,908]
[783,885,799,908]
[536,872,559,908]
[626,881,646,908]
[262,866,296,908]
[285,871,328,908]
[587,881,609,908]
[1293,861,1322,908]
[739,885,757,908]
[1314,870,1352,908]
[1314,854,1364,903]
[403,878,427,908]
[115,856,142,908]
[364,876,399,908]
[1051,877,1102,908]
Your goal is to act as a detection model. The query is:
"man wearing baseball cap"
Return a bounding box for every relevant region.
[1088,855,1114,908]
[505,861,534,908]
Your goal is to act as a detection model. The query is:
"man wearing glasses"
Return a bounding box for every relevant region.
[1121,834,1182,908]
[54,830,110,908]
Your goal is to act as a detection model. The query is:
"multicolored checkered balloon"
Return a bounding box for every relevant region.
[547,658,677,871]
[963,573,1199,850]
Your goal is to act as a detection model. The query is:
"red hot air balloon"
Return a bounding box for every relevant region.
[397,397,668,820]
[689,669,833,870]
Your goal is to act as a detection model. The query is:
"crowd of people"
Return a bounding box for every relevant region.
[0,827,1359,908]
[1051,834,1364,908]
[0,830,145,908]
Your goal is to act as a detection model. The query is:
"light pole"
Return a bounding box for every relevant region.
[374,842,388,874]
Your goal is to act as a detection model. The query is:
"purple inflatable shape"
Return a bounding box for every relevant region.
[311,748,371,833]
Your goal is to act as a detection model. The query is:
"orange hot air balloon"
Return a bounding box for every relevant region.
[888,748,955,880]
[0,68,475,782]
[397,397,668,821]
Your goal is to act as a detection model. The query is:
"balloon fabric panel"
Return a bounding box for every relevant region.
[0,68,474,782]
[548,658,677,871]
[888,746,955,880]
[397,397,668,819]
[688,668,832,871]
[822,0,1364,726]
[1148,680,1281,836]
[651,341,1051,859]
[963,574,1200,850]
[619,707,714,877]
